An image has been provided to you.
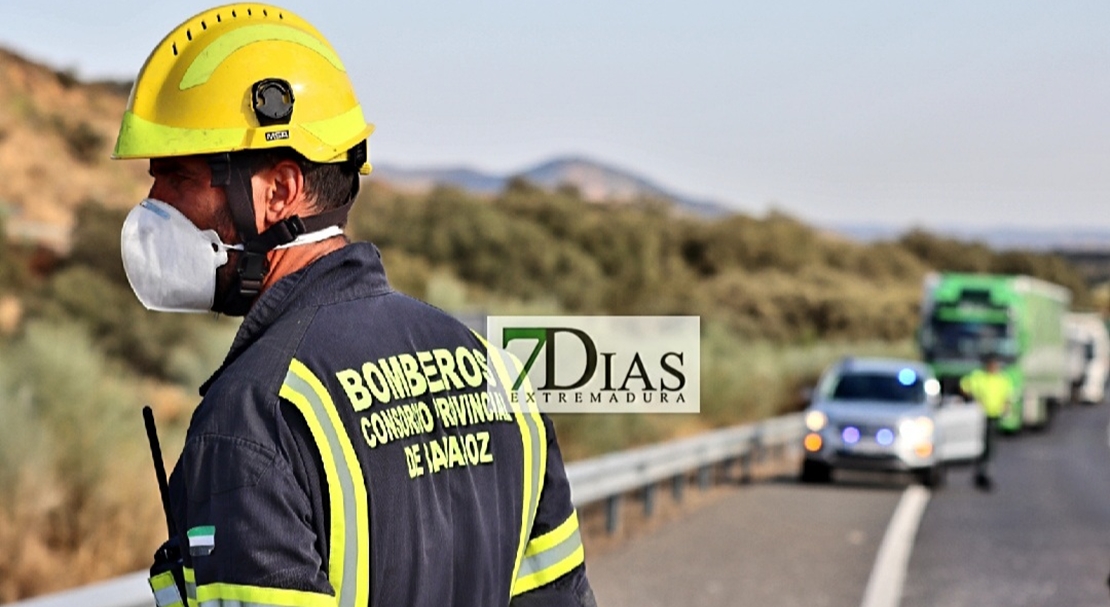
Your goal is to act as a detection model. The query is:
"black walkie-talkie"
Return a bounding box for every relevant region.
[143,406,187,601]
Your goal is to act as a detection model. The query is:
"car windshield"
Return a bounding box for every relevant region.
[827,371,926,404]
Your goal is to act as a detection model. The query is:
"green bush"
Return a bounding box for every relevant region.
[49,117,106,165]
[0,321,171,601]
[0,216,31,293]
[347,184,1089,343]
[65,202,129,286]
[0,320,140,525]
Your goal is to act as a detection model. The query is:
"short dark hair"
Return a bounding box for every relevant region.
[242,147,359,212]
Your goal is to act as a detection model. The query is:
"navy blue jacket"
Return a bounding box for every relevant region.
[155,243,594,607]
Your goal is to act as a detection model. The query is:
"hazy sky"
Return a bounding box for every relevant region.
[4,1,1110,229]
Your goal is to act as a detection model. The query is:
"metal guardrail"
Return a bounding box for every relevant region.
[566,413,804,532]
[8,572,151,607]
[9,413,805,607]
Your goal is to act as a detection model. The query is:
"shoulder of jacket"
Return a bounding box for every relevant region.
[190,317,315,448]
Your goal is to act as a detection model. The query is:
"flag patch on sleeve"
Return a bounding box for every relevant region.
[187,526,216,556]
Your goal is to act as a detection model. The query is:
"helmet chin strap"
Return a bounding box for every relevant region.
[207,149,360,316]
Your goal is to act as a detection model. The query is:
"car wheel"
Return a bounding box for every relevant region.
[915,463,945,489]
[800,459,832,484]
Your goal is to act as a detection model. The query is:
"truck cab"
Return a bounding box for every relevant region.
[917,273,1070,432]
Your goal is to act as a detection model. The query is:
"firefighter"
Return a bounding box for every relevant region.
[113,4,595,606]
[959,353,1013,491]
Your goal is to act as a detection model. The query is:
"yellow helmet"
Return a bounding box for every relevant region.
[113,3,372,173]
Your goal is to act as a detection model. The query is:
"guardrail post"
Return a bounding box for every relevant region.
[642,484,657,517]
[672,474,684,502]
[773,431,785,461]
[697,465,711,490]
[718,456,735,483]
[606,495,621,534]
[742,431,762,483]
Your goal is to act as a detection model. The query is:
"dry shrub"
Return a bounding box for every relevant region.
[703,267,923,342]
[0,458,164,602]
[47,116,105,165]
[696,330,917,427]
[552,326,916,460]
[0,295,21,335]
[0,321,167,602]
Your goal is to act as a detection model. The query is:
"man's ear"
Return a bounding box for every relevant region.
[254,159,307,231]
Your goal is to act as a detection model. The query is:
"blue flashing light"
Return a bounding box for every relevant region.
[842,426,861,444]
[876,428,895,446]
[897,368,917,386]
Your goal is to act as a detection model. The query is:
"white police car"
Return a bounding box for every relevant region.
[800,357,985,487]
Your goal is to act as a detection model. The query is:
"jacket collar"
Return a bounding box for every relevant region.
[200,241,392,396]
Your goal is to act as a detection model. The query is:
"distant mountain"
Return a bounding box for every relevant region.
[368,165,505,195]
[370,155,730,217]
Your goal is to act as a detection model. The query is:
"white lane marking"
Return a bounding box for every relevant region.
[859,485,931,607]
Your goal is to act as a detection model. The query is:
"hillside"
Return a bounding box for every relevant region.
[0,49,147,248]
[0,45,728,251]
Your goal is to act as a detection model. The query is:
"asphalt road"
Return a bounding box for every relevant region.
[903,403,1110,607]
[586,404,1110,607]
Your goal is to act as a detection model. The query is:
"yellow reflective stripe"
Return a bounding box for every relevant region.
[184,567,198,607]
[513,511,584,594]
[472,331,547,597]
[298,106,374,154]
[149,570,185,607]
[194,583,336,607]
[113,111,243,159]
[180,24,345,90]
[280,359,370,607]
[514,543,585,595]
[511,350,546,552]
[113,110,372,163]
[524,509,580,556]
[151,570,180,591]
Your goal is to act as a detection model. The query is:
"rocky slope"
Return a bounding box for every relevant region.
[0,48,148,249]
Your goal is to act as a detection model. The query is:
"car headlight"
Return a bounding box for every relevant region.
[899,416,934,443]
[805,410,828,432]
[924,379,941,397]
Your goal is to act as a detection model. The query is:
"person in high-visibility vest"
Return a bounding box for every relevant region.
[960,353,1013,491]
[112,5,595,606]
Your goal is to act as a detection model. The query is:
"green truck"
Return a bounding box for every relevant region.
[916,272,1071,432]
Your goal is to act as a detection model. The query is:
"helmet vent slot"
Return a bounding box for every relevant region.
[262,9,268,17]
[201,20,207,30]
[172,43,178,56]
[216,14,222,22]
[186,29,192,41]
[231,10,237,17]
[247,8,252,16]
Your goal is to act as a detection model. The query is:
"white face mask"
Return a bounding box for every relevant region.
[120,199,238,313]
[120,198,344,313]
